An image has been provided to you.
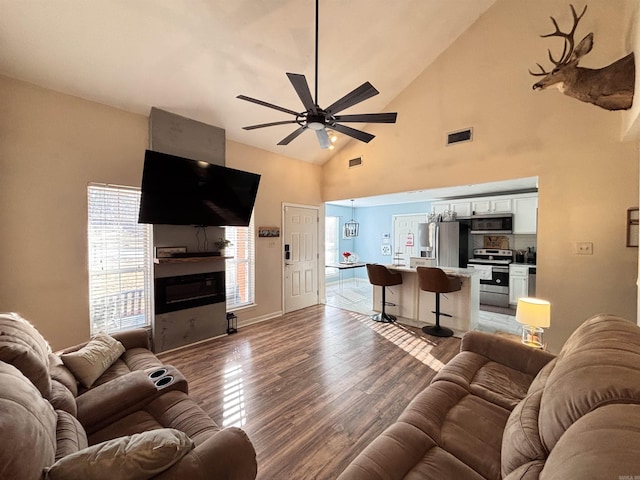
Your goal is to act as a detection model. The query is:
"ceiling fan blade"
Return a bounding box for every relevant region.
[325,82,379,115]
[287,73,317,114]
[242,120,299,131]
[237,94,299,117]
[331,123,375,143]
[277,126,307,145]
[316,129,330,149]
[333,112,397,124]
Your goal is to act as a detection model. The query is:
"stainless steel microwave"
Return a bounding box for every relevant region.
[470,214,513,234]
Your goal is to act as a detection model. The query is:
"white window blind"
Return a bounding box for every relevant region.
[87,184,152,335]
[225,215,255,309]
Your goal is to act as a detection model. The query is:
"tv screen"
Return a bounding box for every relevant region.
[138,150,260,227]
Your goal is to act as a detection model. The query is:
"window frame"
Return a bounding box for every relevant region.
[225,215,255,310]
[87,183,153,335]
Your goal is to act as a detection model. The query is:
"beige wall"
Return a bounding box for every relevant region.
[323,0,639,352]
[0,76,322,350]
[0,76,148,349]
[226,141,322,326]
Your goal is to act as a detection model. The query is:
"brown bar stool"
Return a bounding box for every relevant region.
[416,266,462,337]
[366,264,403,323]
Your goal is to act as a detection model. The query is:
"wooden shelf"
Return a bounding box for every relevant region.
[154,256,233,264]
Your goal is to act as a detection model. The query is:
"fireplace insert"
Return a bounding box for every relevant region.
[155,271,225,314]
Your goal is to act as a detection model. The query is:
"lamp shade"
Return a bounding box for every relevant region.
[516,298,551,328]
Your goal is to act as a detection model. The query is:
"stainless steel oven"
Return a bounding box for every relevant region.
[467,249,513,308]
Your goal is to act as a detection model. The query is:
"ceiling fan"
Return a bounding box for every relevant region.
[237,0,397,149]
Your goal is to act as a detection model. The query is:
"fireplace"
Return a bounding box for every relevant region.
[155,271,225,314]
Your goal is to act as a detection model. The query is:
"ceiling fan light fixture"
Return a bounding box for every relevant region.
[307,114,325,130]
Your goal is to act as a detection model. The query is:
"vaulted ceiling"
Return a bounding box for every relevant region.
[0,0,496,164]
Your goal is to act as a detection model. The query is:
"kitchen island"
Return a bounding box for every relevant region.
[372,265,480,337]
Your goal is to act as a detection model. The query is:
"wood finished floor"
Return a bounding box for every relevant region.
[158,304,460,480]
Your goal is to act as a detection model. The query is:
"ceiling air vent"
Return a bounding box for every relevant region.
[348,156,363,168]
[446,128,473,146]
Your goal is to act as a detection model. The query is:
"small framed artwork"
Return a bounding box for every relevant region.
[155,246,187,258]
[627,207,639,247]
[258,226,280,238]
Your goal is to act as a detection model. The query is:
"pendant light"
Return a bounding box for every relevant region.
[344,200,359,238]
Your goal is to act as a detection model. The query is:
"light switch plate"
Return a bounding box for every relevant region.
[576,242,593,255]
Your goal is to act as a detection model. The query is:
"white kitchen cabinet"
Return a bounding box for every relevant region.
[451,201,472,218]
[432,200,472,218]
[512,195,538,234]
[432,203,450,215]
[471,197,512,215]
[509,265,529,305]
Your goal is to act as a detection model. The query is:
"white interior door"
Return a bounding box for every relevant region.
[392,214,427,266]
[284,205,319,313]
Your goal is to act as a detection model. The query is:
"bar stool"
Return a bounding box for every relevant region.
[416,266,462,337]
[366,264,403,323]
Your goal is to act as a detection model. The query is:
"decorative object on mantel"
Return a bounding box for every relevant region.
[258,226,280,237]
[529,4,635,111]
[627,207,639,247]
[343,200,359,238]
[155,246,187,258]
[213,237,232,256]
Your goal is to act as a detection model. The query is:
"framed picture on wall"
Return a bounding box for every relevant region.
[258,226,280,237]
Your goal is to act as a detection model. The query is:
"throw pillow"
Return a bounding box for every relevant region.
[44,428,195,480]
[60,333,125,388]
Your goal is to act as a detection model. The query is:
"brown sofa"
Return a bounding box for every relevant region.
[0,312,257,479]
[337,313,640,479]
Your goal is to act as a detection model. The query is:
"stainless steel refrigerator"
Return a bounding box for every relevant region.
[418,221,470,268]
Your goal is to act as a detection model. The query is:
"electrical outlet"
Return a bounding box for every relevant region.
[576,242,593,255]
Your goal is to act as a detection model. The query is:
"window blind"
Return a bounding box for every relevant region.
[87,184,152,335]
[225,215,255,309]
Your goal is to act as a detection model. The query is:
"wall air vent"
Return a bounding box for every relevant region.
[446,128,473,146]
[348,156,363,168]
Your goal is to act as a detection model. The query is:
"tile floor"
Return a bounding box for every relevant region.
[325,279,521,336]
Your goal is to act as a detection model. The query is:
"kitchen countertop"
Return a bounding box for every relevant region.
[384,265,479,278]
[509,263,537,268]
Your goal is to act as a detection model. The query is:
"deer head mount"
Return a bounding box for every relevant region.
[530,4,635,111]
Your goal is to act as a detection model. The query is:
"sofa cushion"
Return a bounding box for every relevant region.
[55,410,88,460]
[0,361,57,480]
[431,351,535,410]
[0,312,52,397]
[49,353,78,397]
[501,389,546,478]
[338,380,510,480]
[538,314,640,452]
[50,379,77,416]
[540,404,640,479]
[61,333,125,388]
[44,428,195,480]
[88,390,220,447]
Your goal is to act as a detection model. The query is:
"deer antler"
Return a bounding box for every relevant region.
[529,4,587,76]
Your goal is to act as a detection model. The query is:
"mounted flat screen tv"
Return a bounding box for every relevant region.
[138,150,260,227]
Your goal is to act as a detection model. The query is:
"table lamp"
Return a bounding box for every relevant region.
[515,297,551,349]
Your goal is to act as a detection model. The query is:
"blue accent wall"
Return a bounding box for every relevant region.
[325,201,431,280]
